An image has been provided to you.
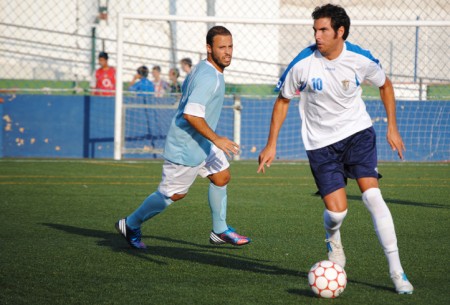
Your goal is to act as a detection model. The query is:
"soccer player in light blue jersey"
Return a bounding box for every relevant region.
[116,26,251,249]
[258,4,413,294]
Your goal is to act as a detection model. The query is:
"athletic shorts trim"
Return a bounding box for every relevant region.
[307,127,379,197]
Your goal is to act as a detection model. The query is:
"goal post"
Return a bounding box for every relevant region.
[114,14,449,161]
[113,13,125,161]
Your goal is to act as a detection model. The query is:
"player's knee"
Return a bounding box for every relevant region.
[209,170,231,187]
[215,174,230,186]
[358,178,379,193]
[170,193,187,201]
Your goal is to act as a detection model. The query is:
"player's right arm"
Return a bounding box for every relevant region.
[183,114,239,158]
[257,93,291,173]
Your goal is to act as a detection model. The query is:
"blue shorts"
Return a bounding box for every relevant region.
[307,127,379,198]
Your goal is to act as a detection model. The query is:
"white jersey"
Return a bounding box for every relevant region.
[277,41,386,150]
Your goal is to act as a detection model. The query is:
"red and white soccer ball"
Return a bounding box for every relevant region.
[308,260,347,298]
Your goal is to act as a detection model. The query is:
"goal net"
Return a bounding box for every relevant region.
[115,14,449,161]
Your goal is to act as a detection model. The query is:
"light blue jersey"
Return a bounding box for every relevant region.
[163,60,225,166]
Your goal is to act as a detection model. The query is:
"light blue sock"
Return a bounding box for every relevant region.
[208,183,228,234]
[127,191,173,229]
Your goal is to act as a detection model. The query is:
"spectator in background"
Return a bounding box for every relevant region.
[91,51,116,96]
[168,67,181,93]
[152,65,169,97]
[128,66,155,95]
[180,57,193,75]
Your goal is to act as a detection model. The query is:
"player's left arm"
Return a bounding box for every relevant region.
[379,77,406,160]
[183,114,239,158]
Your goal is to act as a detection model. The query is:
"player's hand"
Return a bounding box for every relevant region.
[213,137,239,158]
[257,145,276,173]
[387,128,406,160]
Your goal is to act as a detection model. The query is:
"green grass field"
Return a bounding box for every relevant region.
[0,160,449,305]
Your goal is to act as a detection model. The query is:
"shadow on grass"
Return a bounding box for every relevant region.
[42,222,394,294]
[348,195,449,209]
[312,192,448,209]
[42,222,302,277]
[287,288,316,298]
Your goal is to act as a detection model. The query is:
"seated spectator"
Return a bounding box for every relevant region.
[129,66,155,95]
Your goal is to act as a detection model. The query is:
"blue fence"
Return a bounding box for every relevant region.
[1,94,448,161]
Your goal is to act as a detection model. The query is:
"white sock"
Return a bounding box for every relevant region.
[362,188,403,274]
[324,209,348,241]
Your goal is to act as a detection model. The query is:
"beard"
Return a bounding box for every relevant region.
[211,51,231,70]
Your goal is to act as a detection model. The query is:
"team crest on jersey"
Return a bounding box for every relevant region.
[342,80,350,91]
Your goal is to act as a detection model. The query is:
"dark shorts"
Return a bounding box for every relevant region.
[307,127,379,198]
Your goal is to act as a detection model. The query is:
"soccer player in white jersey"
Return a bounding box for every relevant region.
[116,26,250,249]
[258,4,413,294]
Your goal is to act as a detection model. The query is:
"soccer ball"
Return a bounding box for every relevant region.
[308,260,347,298]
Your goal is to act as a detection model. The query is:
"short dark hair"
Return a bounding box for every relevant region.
[180,58,192,67]
[312,4,350,40]
[152,65,161,72]
[206,26,232,46]
[137,66,149,78]
[170,68,180,78]
[98,51,109,60]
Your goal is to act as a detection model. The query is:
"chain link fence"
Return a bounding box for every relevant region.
[1,0,449,99]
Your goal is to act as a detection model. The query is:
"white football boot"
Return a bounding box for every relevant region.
[391,271,414,294]
[325,238,346,268]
